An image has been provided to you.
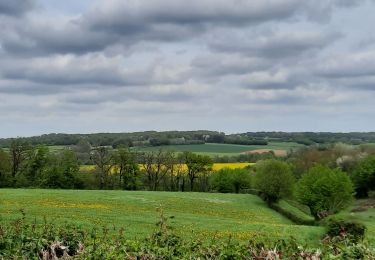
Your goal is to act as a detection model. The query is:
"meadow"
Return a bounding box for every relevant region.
[132,142,303,157]
[0,189,324,245]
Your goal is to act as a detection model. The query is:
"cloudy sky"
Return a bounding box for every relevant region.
[1,0,375,137]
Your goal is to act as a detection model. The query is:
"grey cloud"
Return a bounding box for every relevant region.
[63,82,210,106]
[85,0,300,29]
[191,54,269,78]
[316,51,375,78]
[0,0,35,16]
[0,0,359,57]
[0,54,188,88]
[240,70,298,90]
[1,0,375,136]
[0,18,118,56]
[209,31,341,59]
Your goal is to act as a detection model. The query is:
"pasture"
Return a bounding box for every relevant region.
[0,189,323,244]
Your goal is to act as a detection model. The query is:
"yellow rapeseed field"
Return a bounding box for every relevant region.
[80,163,255,173]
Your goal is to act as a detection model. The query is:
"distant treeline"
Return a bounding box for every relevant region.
[1,131,375,148]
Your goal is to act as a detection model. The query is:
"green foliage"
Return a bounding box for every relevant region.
[0,149,11,187]
[113,147,140,190]
[326,219,366,243]
[254,160,295,203]
[295,165,354,219]
[352,155,375,198]
[40,150,83,189]
[182,151,213,191]
[210,168,252,193]
[22,145,50,186]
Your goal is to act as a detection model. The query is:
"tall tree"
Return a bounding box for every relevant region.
[90,146,114,189]
[255,160,295,203]
[23,145,49,186]
[295,165,354,219]
[351,155,375,198]
[183,152,212,191]
[41,149,81,189]
[9,139,31,179]
[0,149,11,186]
[140,150,174,191]
[113,147,139,190]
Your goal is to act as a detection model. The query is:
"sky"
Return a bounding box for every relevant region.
[1,0,375,137]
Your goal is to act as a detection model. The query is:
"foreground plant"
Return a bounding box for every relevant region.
[0,210,374,259]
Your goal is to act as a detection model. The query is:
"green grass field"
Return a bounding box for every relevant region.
[0,189,323,244]
[133,142,304,157]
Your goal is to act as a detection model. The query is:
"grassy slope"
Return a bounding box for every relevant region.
[133,142,304,156]
[0,189,323,244]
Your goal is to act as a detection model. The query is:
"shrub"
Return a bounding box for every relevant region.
[254,160,295,203]
[351,155,375,198]
[326,219,366,243]
[295,165,354,219]
[210,168,252,193]
[1,211,374,259]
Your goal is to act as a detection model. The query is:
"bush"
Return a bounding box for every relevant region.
[210,168,252,193]
[254,160,295,203]
[351,155,375,198]
[295,165,354,219]
[326,219,366,243]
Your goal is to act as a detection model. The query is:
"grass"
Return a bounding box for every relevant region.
[0,189,323,244]
[133,142,304,157]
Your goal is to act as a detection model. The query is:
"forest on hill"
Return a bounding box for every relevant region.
[1,131,375,148]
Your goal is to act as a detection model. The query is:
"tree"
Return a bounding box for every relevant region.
[182,152,212,191]
[287,146,337,178]
[41,150,82,189]
[140,150,174,191]
[254,160,295,203]
[90,146,114,189]
[295,165,354,219]
[0,149,11,187]
[9,139,31,179]
[113,147,139,190]
[21,145,49,187]
[73,139,92,165]
[351,155,375,198]
[210,168,252,193]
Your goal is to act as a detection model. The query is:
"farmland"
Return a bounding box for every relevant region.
[133,142,303,157]
[0,189,324,244]
[80,162,255,172]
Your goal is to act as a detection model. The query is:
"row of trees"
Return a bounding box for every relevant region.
[0,140,215,192]
[0,131,268,148]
